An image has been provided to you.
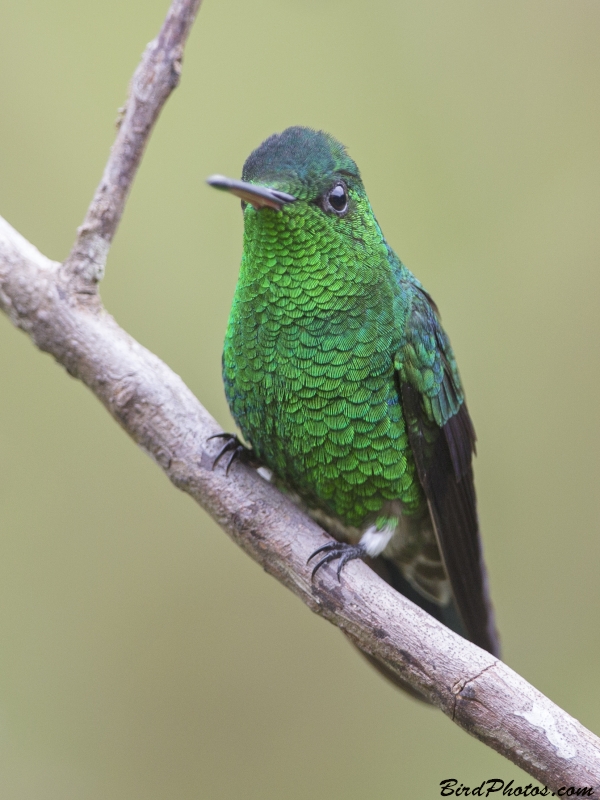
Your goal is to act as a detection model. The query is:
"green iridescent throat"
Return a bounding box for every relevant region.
[223,187,425,527]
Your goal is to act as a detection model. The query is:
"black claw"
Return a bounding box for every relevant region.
[336,551,355,580]
[306,541,340,564]
[209,435,238,470]
[208,433,256,472]
[311,551,342,580]
[307,541,366,581]
[223,446,241,474]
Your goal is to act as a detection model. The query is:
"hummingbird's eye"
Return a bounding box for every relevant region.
[323,182,349,215]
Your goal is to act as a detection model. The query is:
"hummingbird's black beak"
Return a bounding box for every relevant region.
[206,175,296,211]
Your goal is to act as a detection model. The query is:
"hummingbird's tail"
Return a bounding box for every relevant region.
[381,556,469,639]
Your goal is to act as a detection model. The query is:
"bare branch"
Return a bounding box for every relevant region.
[0,0,599,792]
[61,0,202,297]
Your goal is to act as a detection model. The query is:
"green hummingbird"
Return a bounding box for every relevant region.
[207,127,500,690]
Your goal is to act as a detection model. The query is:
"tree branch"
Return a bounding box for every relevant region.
[1,0,599,792]
[61,0,202,298]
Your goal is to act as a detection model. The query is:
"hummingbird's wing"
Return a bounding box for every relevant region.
[395,282,500,657]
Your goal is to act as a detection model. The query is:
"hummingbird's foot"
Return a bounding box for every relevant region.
[207,433,258,474]
[307,541,367,582]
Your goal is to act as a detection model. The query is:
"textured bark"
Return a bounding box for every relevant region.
[1,0,599,792]
[61,0,202,299]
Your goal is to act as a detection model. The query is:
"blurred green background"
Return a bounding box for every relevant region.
[1,0,599,797]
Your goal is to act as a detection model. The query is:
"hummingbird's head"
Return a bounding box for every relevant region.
[241,126,361,205]
[207,126,378,237]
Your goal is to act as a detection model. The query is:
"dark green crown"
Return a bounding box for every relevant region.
[242,127,360,195]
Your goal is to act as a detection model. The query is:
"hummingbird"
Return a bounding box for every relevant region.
[207,127,500,693]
